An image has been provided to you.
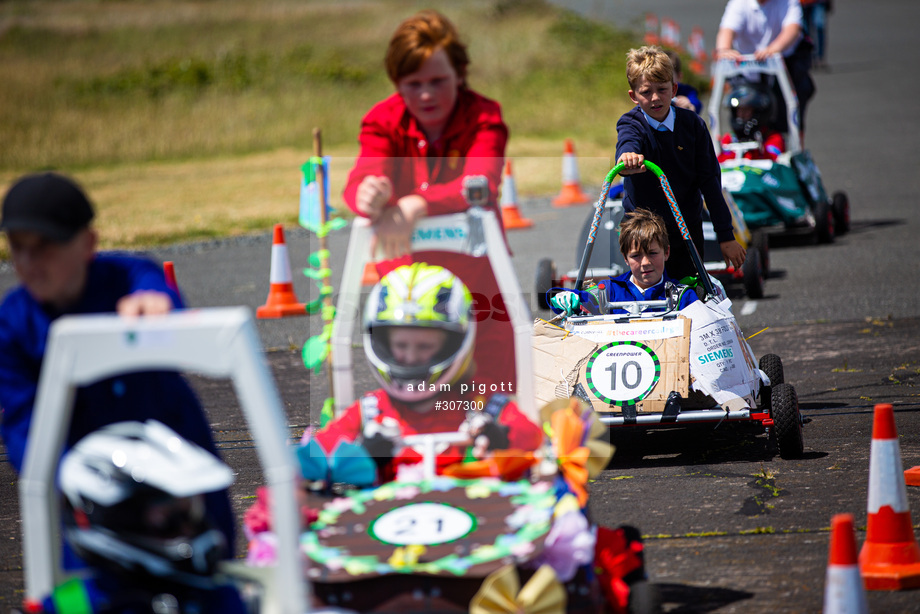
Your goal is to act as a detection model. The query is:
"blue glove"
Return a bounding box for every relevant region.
[550,291,581,315]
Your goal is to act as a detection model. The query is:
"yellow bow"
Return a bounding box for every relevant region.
[469,564,566,614]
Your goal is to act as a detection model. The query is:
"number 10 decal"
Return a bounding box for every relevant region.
[585,341,661,406]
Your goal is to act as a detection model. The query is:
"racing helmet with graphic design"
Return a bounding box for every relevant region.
[363,263,475,402]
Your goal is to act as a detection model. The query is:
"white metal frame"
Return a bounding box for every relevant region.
[707,54,802,155]
[331,209,536,421]
[19,307,307,614]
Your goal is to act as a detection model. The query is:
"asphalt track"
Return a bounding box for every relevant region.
[1,1,920,612]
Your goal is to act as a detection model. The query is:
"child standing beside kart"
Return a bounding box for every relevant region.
[548,208,699,316]
[314,262,542,481]
[615,45,746,282]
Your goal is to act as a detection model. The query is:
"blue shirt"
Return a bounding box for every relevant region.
[641,107,677,132]
[549,270,699,316]
[0,253,235,552]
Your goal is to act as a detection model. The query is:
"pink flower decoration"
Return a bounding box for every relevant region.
[246,531,278,567]
[510,541,535,558]
[394,462,426,483]
[394,485,420,500]
[326,496,356,513]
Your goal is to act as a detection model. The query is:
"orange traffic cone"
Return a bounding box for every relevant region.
[500,160,532,230]
[163,261,179,293]
[552,139,591,207]
[256,224,306,319]
[644,13,659,45]
[823,514,869,613]
[906,465,920,487]
[859,403,920,589]
[362,262,380,286]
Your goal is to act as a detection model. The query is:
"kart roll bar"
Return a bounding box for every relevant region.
[707,54,802,155]
[331,195,536,421]
[20,308,307,614]
[575,162,717,302]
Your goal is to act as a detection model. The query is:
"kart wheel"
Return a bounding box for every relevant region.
[751,229,770,277]
[742,247,765,299]
[832,191,851,236]
[814,199,835,244]
[627,579,662,614]
[535,258,556,311]
[758,353,784,409]
[771,383,804,459]
[759,353,784,386]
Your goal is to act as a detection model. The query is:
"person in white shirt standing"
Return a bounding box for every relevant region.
[715,0,815,137]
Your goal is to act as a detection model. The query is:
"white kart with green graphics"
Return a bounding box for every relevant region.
[708,54,850,243]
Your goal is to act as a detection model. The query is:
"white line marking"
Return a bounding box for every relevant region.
[740,301,758,316]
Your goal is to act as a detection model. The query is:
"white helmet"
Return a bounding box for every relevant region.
[363,263,476,403]
[59,420,234,588]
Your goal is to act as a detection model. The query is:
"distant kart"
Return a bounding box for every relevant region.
[701,190,770,299]
[708,55,850,244]
[534,183,628,311]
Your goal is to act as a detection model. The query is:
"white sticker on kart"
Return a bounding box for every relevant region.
[369,502,476,546]
[720,170,747,192]
[568,318,686,343]
[585,341,660,406]
[775,196,798,212]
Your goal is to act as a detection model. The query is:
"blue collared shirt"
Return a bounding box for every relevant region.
[641,107,676,132]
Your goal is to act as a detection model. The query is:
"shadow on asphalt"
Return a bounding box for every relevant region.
[764,217,904,250]
[656,583,754,613]
[605,425,774,469]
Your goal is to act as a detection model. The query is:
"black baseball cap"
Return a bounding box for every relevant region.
[0,172,95,242]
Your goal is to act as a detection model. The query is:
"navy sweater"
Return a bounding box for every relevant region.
[616,106,735,245]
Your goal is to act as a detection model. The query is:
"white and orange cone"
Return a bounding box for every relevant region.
[823,514,869,613]
[551,138,591,207]
[905,465,920,487]
[859,403,920,590]
[256,224,307,319]
[500,160,533,230]
[163,261,179,294]
[644,13,659,45]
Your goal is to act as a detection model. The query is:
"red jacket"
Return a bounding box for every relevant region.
[343,88,508,219]
[344,88,517,391]
[315,388,543,477]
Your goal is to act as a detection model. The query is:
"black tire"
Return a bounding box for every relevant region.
[627,579,662,614]
[814,198,835,244]
[742,246,765,299]
[832,191,850,236]
[751,229,770,277]
[535,258,556,311]
[771,383,804,459]
[758,353,784,410]
[759,353,784,386]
